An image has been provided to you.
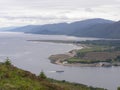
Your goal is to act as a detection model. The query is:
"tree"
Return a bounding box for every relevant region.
[4,57,11,65]
[39,70,47,79]
[118,87,120,90]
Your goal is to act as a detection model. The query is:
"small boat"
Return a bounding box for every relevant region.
[56,70,64,73]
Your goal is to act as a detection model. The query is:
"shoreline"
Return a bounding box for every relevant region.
[49,49,104,67]
[28,39,120,67]
[49,46,102,67]
[49,44,120,67]
[28,39,95,67]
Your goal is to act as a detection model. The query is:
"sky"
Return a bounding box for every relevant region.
[0,0,120,27]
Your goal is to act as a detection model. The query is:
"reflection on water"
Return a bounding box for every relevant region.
[0,32,120,90]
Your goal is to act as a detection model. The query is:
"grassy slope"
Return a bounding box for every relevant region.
[0,61,106,90]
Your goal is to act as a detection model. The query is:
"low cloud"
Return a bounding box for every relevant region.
[0,0,119,27]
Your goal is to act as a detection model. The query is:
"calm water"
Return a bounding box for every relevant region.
[0,32,120,90]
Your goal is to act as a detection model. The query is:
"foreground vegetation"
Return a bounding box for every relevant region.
[118,87,120,90]
[0,60,106,90]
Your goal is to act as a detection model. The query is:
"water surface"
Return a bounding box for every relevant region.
[0,32,120,90]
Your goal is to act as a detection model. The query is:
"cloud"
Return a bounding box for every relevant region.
[0,0,119,27]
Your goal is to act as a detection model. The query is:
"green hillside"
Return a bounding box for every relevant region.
[0,60,106,90]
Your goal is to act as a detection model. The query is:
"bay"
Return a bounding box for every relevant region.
[0,32,119,90]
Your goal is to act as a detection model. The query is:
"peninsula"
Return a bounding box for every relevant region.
[28,39,120,67]
[48,40,120,67]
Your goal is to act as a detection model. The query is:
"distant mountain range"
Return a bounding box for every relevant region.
[0,27,17,31]
[8,18,120,39]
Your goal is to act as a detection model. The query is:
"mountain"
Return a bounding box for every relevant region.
[9,18,120,39]
[101,21,120,38]
[75,20,120,38]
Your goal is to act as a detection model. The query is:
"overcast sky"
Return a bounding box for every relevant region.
[0,0,120,27]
